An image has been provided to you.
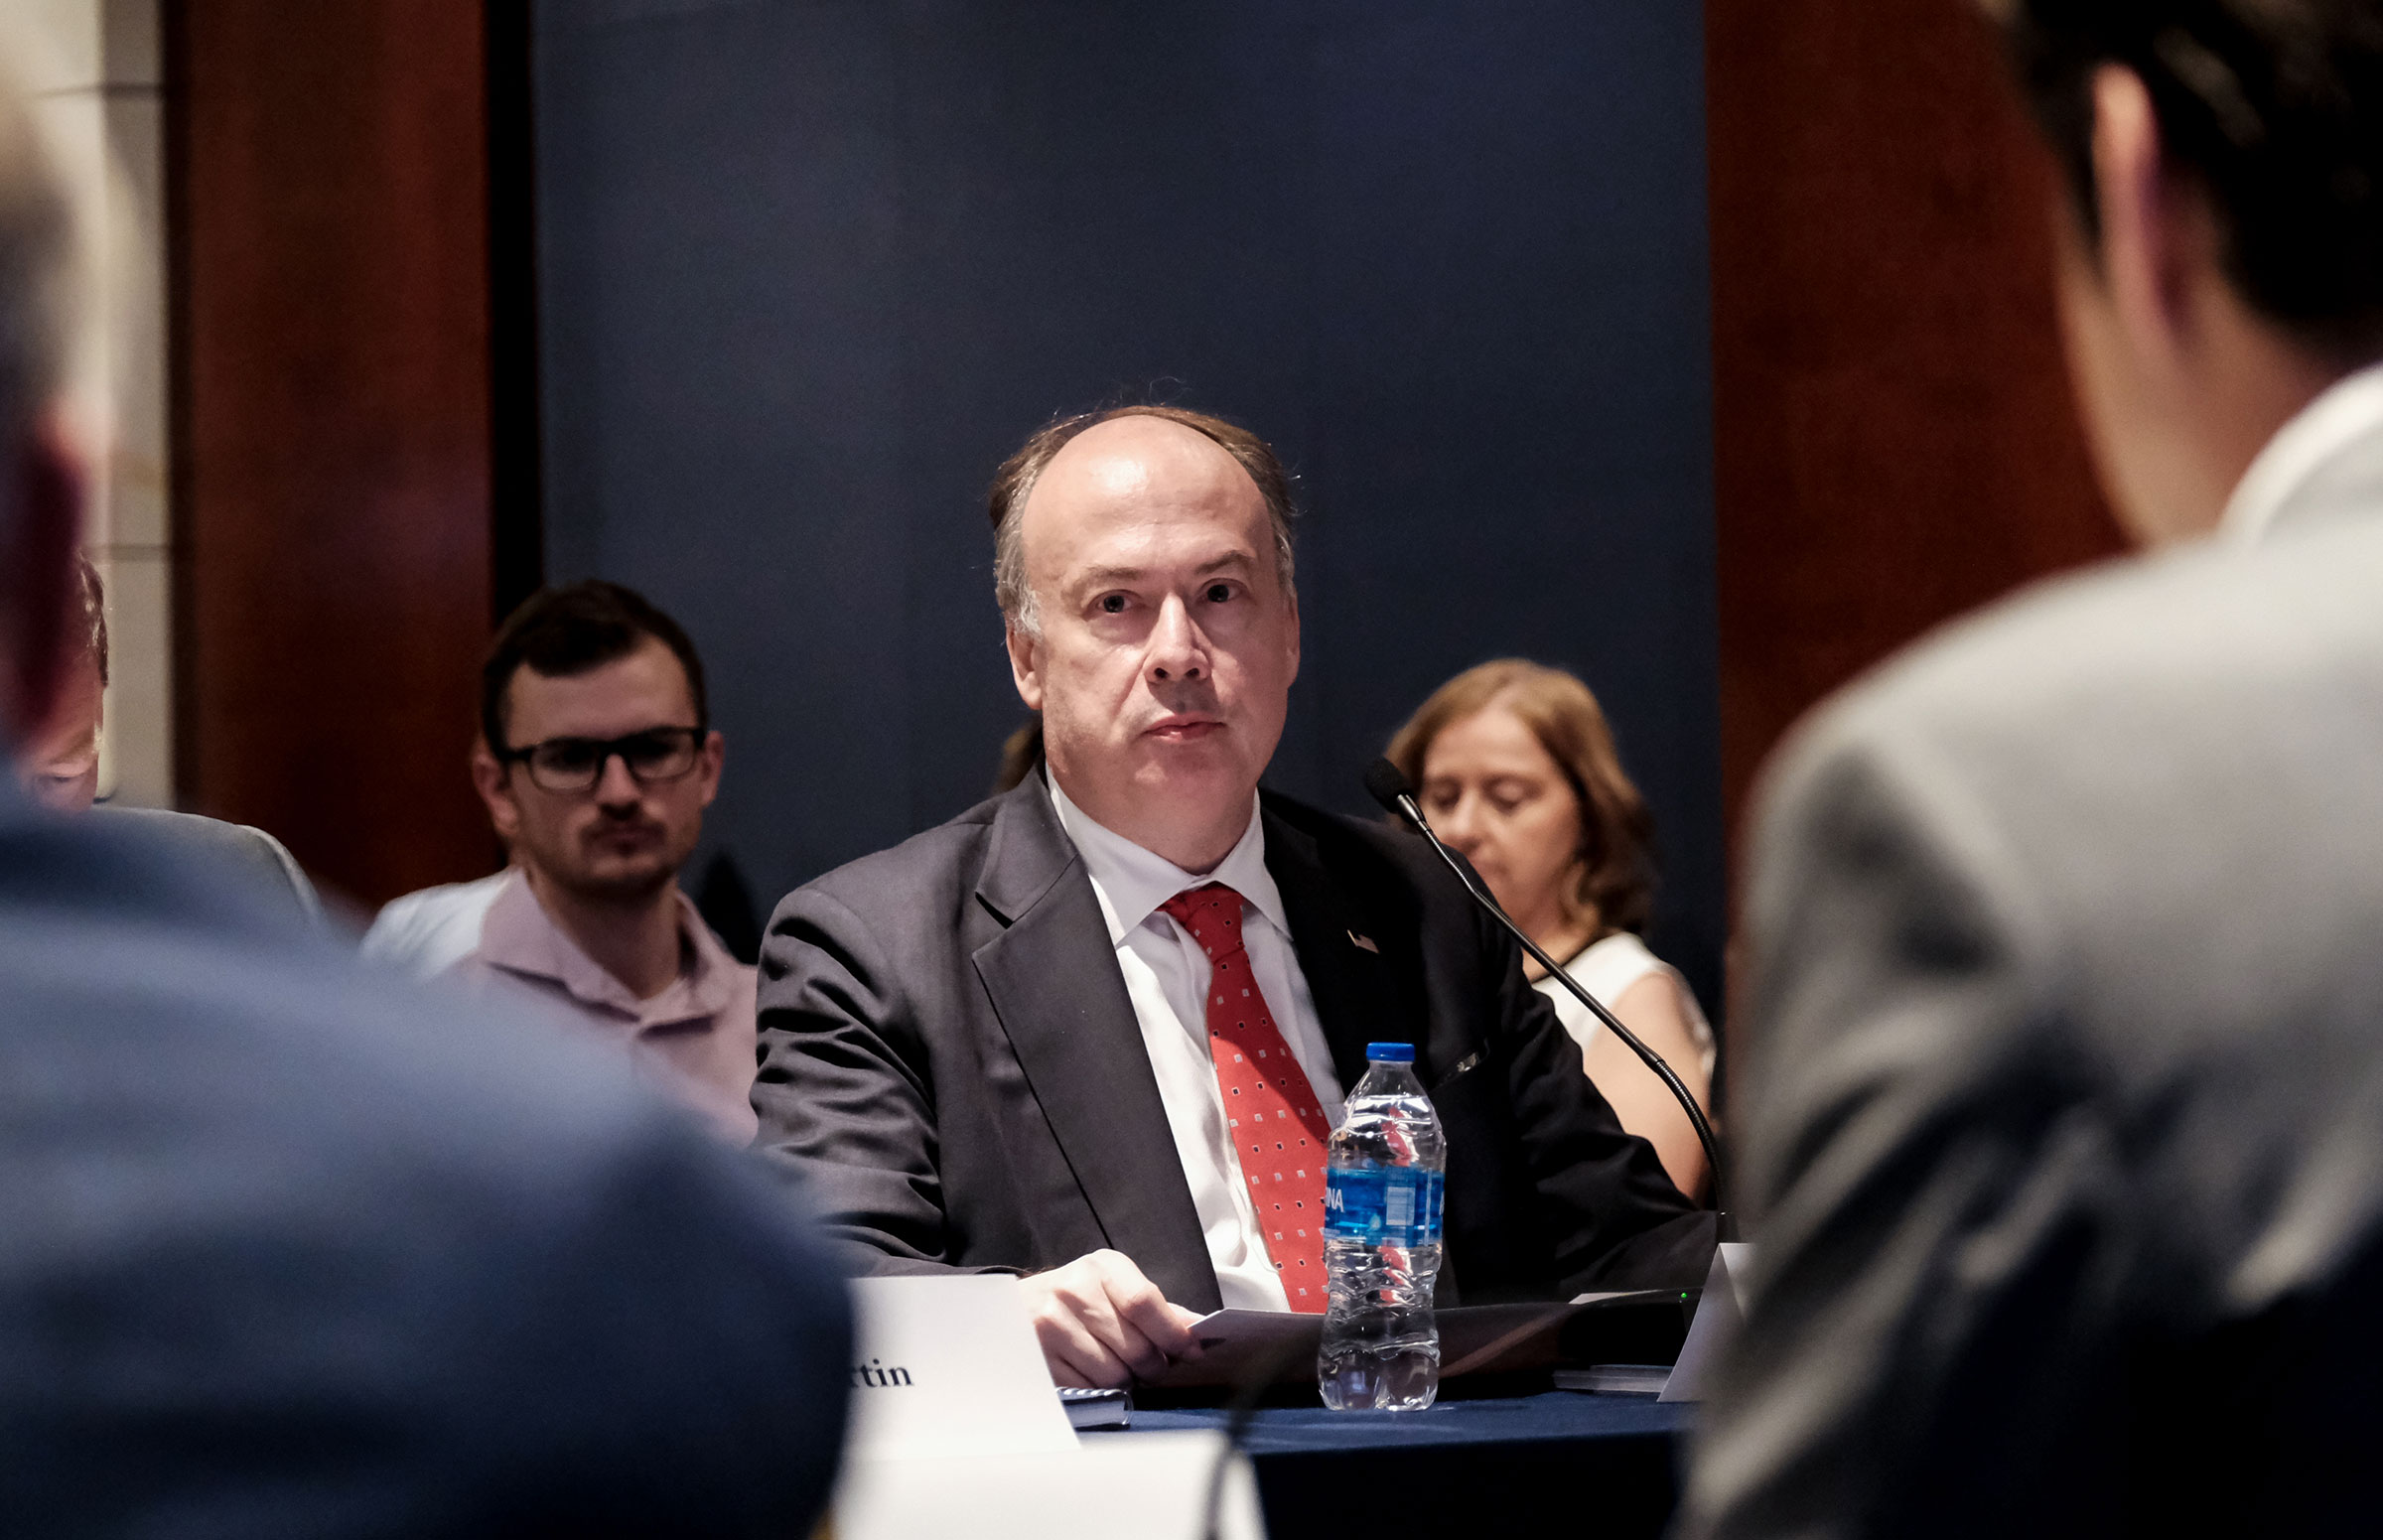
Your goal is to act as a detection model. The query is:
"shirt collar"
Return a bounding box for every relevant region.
[1045,771,1292,947]
[2220,358,2383,545]
[475,867,741,1022]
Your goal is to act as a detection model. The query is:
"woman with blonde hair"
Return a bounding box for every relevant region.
[1387,659,1713,1195]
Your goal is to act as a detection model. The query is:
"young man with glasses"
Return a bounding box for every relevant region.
[453,581,756,1143]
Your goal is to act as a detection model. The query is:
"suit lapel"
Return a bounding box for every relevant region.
[970,784,1220,1311]
[1263,802,1428,1091]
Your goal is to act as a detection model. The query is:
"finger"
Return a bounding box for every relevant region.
[1034,1307,1132,1389]
[1077,1285,1174,1380]
[1102,1267,1201,1360]
[1166,1302,1208,1358]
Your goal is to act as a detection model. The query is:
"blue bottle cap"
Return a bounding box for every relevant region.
[1365,1042,1415,1062]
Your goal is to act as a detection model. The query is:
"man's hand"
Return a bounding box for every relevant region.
[1021,1250,1205,1388]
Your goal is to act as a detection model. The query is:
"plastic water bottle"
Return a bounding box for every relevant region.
[1319,1042,1447,1411]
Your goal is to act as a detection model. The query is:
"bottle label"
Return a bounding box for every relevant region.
[1323,1168,1444,1247]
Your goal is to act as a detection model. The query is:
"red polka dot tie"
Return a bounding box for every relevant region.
[1159,882,1333,1312]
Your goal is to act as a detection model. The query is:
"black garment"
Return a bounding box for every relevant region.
[755,779,1711,1312]
[0,785,851,1535]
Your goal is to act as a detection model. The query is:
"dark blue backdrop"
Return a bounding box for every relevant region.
[532,0,1723,1016]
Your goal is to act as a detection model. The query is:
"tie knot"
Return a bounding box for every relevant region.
[1159,882,1246,958]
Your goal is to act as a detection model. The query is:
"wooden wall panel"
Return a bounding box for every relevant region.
[1707,0,2126,868]
[172,0,498,908]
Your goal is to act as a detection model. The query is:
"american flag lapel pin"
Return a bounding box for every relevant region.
[1347,930,1379,954]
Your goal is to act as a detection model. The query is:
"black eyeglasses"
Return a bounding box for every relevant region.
[496,727,706,794]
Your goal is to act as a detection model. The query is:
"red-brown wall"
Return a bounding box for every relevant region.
[1707,0,2126,871]
[172,0,500,908]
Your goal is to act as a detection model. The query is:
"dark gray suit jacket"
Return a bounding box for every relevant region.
[0,783,851,1535]
[755,779,1712,1312]
[1680,445,2383,1535]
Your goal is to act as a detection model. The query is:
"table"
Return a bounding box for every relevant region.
[1095,1392,1693,1536]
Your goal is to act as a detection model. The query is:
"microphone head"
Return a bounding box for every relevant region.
[1363,758,1416,817]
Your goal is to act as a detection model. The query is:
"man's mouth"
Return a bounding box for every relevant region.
[588,821,664,850]
[1144,717,1225,742]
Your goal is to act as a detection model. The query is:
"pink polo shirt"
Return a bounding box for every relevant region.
[447,870,759,1145]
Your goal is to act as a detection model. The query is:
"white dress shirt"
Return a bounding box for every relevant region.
[2222,358,2383,544]
[1047,774,1346,1312]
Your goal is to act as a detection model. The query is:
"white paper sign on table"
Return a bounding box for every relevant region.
[835,1434,1266,1540]
[841,1274,1077,1462]
[835,1276,1267,1539]
[1659,1242,1754,1402]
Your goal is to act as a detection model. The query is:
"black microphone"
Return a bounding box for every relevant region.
[1364,758,1732,1239]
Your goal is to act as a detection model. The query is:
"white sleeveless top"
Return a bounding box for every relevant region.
[1531,932,1716,1076]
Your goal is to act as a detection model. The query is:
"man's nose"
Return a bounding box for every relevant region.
[592,752,643,806]
[1146,596,1208,684]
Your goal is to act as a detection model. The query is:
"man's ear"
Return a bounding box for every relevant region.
[1005,619,1045,711]
[2089,65,2204,370]
[0,415,87,744]
[695,728,724,809]
[470,738,522,843]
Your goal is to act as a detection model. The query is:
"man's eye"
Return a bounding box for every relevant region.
[538,742,602,773]
[1099,594,1128,614]
[1204,583,1233,604]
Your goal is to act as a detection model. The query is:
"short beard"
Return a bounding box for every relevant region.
[554,862,678,906]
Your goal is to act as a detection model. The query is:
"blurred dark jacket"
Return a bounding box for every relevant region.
[0,781,851,1535]
[1679,402,2383,1537]
[90,802,321,924]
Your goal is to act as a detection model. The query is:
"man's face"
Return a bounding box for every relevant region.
[1006,416,1300,867]
[17,649,100,812]
[472,637,722,903]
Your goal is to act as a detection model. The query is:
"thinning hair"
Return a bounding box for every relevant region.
[0,72,76,550]
[1987,0,2383,361]
[1386,658,1658,937]
[986,404,1298,635]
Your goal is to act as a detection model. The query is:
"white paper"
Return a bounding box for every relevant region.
[836,1433,1265,1540]
[1658,1241,1754,1402]
[842,1275,1078,1462]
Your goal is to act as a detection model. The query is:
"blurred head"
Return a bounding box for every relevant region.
[1387,659,1654,946]
[1987,0,2383,540]
[0,75,86,754]
[18,550,104,810]
[471,581,723,905]
[991,406,1300,871]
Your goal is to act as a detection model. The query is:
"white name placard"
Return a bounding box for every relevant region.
[842,1275,1077,1462]
[836,1434,1266,1540]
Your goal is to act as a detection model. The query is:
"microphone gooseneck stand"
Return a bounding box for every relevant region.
[1363,758,1734,1243]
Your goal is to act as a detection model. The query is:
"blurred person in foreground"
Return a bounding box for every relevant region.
[755,404,1711,1389]
[1387,659,1714,1195]
[16,547,103,809]
[1682,2,2383,1535]
[13,549,320,921]
[0,80,849,1534]
[446,581,757,1144]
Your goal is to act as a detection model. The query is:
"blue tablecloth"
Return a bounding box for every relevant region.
[1096,1392,1693,1535]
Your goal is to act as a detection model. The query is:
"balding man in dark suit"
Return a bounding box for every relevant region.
[755,405,1713,1388]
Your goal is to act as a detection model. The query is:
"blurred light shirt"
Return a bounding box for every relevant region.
[447,870,758,1145]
